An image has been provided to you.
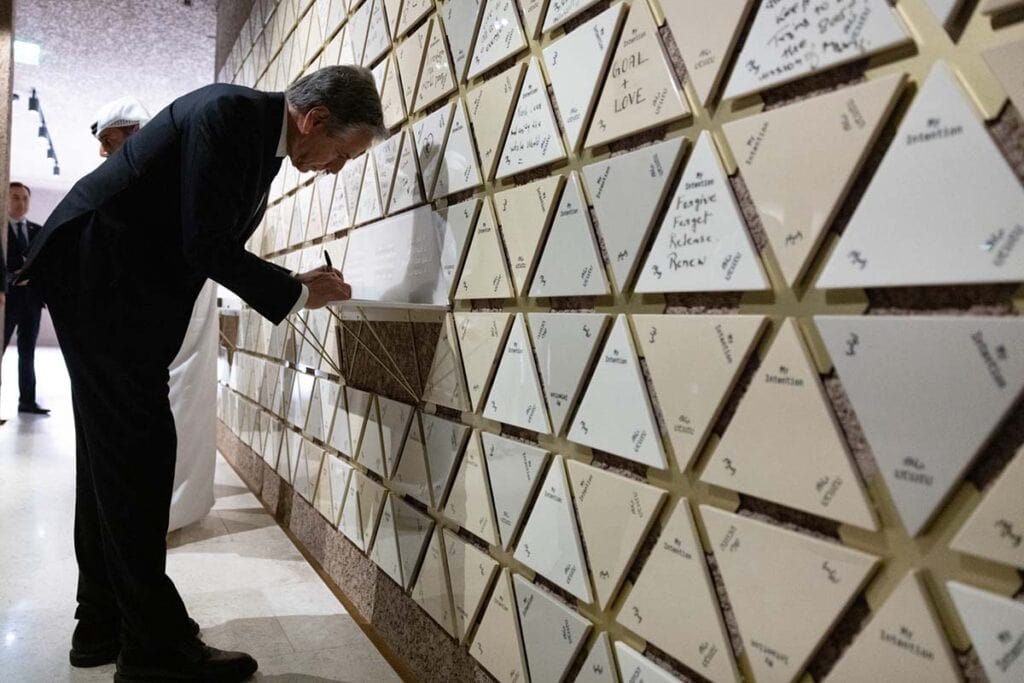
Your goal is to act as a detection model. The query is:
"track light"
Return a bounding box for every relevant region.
[53,165,60,175]
[38,124,47,137]
[46,148,55,159]
[28,88,39,111]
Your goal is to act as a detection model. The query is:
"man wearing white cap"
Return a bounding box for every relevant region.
[91,96,150,158]
[89,96,218,538]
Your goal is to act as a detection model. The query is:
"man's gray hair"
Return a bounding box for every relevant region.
[286,65,386,139]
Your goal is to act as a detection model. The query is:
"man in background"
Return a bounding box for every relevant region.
[92,96,150,157]
[1,182,49,415]
[92,96,217,532]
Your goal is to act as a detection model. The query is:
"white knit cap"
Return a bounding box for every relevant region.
[91,96,151,138]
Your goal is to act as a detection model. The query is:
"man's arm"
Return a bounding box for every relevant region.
[179,96,301,324]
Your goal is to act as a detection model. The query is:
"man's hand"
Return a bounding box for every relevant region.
[298,267,352,309]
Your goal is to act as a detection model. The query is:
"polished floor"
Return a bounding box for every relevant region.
[0,347,401,682]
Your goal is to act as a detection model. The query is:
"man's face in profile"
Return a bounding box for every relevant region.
[99,124,140,157]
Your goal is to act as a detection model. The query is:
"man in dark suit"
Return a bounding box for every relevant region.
[19,65,383,683]
[2,181,48,415]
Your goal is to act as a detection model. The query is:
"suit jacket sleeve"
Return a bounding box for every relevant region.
[179,96,301,324]
[0,237,6,294]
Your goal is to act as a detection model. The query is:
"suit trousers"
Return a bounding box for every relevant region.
[2,287,42,406]
[35,217,194,653]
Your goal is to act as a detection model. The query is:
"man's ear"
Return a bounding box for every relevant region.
[300,106,331,134]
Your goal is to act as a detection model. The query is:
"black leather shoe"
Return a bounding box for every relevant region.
[18,403,50,415]
[115,637,257,683]
[70,618,201,668]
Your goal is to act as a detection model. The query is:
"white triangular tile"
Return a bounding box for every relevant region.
[396,20,430,111]
[393,494,434,588]
[389,130,425,213]
[722,74,905,287]
[818,63,1024,288]
[701,506,879,683]
[703,318,877,530]
[369,494,404,585]
[826,572,960,683]
[951,444,1024,570]
[327,382,353,456]
[348,0,373,65]
[582,137,686,292]
[635,132,768,294]
[513,455,593,602]
[442,0,484,81]
[615,643,680,683]
[354,152,383,225]
[467,0,528,79]
[433,101,482,199]
[454,198,514,298]
[566,460,666,610]
[585,0,689,148]
[444,528,499,642]
[494,175,564,295]
[436,198,482,298]
[518,0,549,39]
[413,102,455,199]
[633,314,767,472]
[358,472,388,550]
[455,312,513,412]
[527,312,609,436]
[392,414,433,507]
[363,0,391,66]
[414,16,457,111]
[481,432,549,549]
[514,575,593,682]
[620,499,740,683]
[411,527,456,636]
[470,570,530,683]
[568,315,667,469]
[947,581,1024,683]
[398,0,432,36]
[542,4,625,151]
[346,387,374,460]
[662,0,754,106]
[576,632,616,683]
[444,431,500,545]
[383,0,403,35]
[817,315,1024,536]
[328,454,354,526]
[483,314,553,434]
[530,173,610,297]
[377,396,414,478]
[421,412,471,508]
[422,314,471,411]
[723,0,908,99]
[340,153,367,226]
[356,397,387,477]
[497,58,567,178]
[373,130,403,213]
[466,62,527,180]
[339,467,364,548]
[379,53,407,129]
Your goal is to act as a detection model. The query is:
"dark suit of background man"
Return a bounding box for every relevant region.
[19,65,384,683]
[2,182,49,415]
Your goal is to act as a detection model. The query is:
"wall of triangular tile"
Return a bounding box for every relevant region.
[219,0,1024,681]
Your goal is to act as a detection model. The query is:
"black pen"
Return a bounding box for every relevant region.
[323,249,333,270]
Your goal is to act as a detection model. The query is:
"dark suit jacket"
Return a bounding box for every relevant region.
[2,219,44,307]
[22,84,300,349]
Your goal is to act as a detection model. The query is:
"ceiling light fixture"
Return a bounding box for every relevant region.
[13,40,40,66]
